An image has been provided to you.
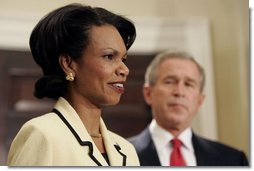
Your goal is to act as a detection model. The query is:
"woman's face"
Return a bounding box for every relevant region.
[72,25,129,108]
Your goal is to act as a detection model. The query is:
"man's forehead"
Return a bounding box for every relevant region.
[160,58,199,73]
[158,59,202,82]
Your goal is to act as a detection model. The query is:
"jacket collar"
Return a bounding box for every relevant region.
[100,120,126,166]
[53,97,126,166]
[192,133,219,166]
[130,127,161,166]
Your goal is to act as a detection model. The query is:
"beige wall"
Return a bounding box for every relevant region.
[0,0,249,157]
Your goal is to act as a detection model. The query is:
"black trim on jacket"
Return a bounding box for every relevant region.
[52,108,102,166]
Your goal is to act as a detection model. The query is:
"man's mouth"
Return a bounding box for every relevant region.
[169,103,187,110]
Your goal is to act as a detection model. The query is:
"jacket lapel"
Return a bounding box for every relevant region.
[100,119,126,166]
[142,128,161,166]
[129,128,160,166]
[192,133,219,166]
[53,97,108,166]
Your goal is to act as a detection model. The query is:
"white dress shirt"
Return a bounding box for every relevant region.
[149,119,197,166]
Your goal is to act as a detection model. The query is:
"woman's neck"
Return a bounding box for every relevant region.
[64,93,102,135]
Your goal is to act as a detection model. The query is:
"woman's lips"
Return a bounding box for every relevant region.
[108,82,125,94]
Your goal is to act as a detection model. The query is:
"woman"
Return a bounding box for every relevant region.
[7,3,139,166]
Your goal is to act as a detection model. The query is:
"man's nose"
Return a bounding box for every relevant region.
[173,83,185,97]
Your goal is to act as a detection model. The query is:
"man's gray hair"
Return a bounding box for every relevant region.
[144,50,205,92]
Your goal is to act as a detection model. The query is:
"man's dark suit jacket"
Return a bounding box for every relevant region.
[128,127,249,166]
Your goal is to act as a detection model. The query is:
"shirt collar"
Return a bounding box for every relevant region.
[149,119,194,152]
[178,127,194,152]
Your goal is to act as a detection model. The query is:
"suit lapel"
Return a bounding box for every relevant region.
[192,133,219,166]
[53,97,108,166]
[138,128,161,166]
[100,119,126,166]
[146,129,161,165]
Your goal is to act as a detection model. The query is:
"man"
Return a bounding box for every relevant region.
[129,51,249,166]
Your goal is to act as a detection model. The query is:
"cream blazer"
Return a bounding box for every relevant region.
[7,97,140,166]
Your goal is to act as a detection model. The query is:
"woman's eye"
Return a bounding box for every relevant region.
[122,58,127,63]
[103,54,114,60]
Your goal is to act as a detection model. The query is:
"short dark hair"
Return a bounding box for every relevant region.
[145,51,205,92]
[30,3,136,99]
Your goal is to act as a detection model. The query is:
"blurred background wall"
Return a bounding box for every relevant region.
[0,0,249,165]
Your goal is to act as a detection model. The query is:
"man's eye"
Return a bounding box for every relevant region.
[185,82,195,88]
[165,80,174,84]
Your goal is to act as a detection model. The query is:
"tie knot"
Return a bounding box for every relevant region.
[171,138,182,148]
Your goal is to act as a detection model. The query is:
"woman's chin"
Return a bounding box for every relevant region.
[103,98,121,106]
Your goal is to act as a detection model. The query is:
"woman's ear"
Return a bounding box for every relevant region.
[59,54,76,76]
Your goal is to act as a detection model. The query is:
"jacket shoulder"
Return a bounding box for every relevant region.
[193,134,249,166]
[128,128,150,151]
[194,134,245,154]
[7,113,60,166]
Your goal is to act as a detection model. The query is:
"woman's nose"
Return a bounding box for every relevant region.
[117,62,129,77]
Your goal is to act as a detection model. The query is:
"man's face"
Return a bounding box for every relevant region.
[143,58,205,133]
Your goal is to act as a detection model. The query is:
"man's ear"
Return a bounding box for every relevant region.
[59,54,76,76]
[198,93,205,108]
[143,84,153,105]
